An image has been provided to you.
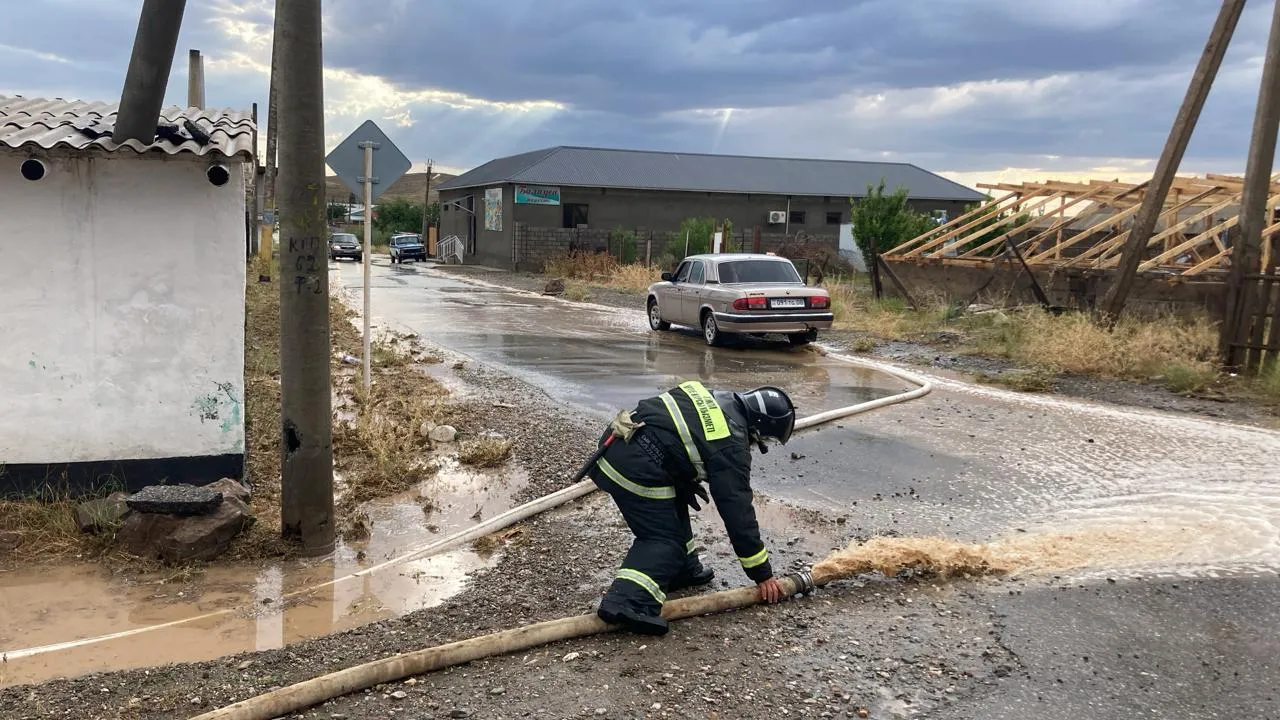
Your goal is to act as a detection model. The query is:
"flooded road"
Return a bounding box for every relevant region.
[336,261,911,417]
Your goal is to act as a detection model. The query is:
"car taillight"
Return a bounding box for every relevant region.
[810,296,830,309]
[732,296,768,311]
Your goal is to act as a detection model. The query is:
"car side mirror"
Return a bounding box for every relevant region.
[661,272,674,282]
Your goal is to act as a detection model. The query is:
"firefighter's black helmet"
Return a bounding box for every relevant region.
[736,386,795,444]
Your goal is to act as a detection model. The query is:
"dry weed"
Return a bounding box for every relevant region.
[545,251,661,293]
[988,309,1218,382]
[459,437,515,468]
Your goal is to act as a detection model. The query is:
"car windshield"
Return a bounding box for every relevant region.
[718,260,802,284]
[393,236,419,245]
[332,234,356,243]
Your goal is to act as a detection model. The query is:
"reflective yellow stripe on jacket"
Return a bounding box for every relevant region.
[739,547,769,569]
[659,392,707,482]
[597,458,677,500]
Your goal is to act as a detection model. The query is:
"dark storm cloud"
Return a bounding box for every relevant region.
[320,0,1267,114]
[0,0,1272,174]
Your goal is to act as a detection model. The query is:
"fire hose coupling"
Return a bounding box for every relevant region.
[784,570,815,596]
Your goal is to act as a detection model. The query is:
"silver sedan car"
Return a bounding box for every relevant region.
[646,253,834,346]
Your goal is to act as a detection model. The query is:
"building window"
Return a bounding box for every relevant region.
[563,203,589,229]
[789,210,806,225]
[826,211,842,225]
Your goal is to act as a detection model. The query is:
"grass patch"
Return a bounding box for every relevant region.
[544,251,662,293]
[329,301,449,510]
[972,309,1218,383]
[563,283,593,302]
[1257,362,1280,404]
[459,437,514,468]
[1160,362,1217,395]
[975,367,1057,393]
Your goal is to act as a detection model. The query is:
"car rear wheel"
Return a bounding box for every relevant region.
[702,311,723,347]
[788,330,818,347]
[648,299,670,331]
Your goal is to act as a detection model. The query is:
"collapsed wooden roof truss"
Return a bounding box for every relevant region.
[883,175,1280,278]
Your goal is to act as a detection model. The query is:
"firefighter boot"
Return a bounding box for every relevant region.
[597,598,669,636]
[668,553,715,592]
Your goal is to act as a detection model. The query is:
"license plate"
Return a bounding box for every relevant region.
[770,298,805,309]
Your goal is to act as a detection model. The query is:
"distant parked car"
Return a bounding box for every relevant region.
[329,232,361,262]
[389,233,426,264]
[646,253,833,347]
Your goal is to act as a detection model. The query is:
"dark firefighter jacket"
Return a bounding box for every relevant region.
[600,381,773,584]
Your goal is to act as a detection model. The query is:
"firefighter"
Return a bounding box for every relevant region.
[589,382,796,636]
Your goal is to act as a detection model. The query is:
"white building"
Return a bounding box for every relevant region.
[0,96,255,496]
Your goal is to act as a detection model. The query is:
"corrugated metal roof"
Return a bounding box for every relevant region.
[0,95,255,159]
[437,146,985,202]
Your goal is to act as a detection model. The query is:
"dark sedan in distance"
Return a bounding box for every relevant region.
[329,232,362,262]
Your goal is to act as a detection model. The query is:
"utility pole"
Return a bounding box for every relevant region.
[264,6,282,219]
[1222,0,1280,369]
[113,0,187,144]
[187,49,205,109]
[1099,0,1245,321]
[361,140,377,393]
[276,0,334,556]
[421,158,433,239]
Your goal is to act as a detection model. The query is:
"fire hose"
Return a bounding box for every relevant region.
[191,354,932,720]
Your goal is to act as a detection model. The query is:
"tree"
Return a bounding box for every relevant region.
[425,201,440,229]
[373,198,424,234]
[678,217,716,258]
[327,202,348,223]
[849,180,936,298]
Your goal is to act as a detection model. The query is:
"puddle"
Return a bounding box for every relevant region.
[0,461,528,688]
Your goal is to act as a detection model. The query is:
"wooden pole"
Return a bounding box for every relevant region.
[1099,0,1245,321]
[1222,0,1280,368]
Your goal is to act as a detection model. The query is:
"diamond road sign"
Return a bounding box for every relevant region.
[325,119,412,202]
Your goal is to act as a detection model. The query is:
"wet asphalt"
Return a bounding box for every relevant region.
[339,258,1280,718]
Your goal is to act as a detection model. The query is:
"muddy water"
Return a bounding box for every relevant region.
[0,460,527,688]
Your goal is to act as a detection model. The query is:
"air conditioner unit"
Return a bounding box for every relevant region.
[767,211,786,224]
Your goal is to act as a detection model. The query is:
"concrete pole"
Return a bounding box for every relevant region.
[1221,0,1280,368]
[1099,0,1245,321]
[276,0,334,556]
[264,5,283,217]
[113,0,188,144]
[187,49,205,109]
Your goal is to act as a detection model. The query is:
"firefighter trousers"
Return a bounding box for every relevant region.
[592,470,703,617]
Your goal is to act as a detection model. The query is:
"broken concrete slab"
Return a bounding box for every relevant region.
[205,478,251,504]
[75,492,131,533]
[126,484,223,516]
[116,496,254,564]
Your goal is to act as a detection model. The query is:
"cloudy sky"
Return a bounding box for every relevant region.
[1,0,1273,187]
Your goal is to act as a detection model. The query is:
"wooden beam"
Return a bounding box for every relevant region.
[959,185,1109,259]
[1076,188,1228,266]
[884,190,1019,256]
[1022,182,1152,264]
[1095,192,1241,268]
[929,191,1067,258]
[1101,0,1247,319]
[895,192,1031,258]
